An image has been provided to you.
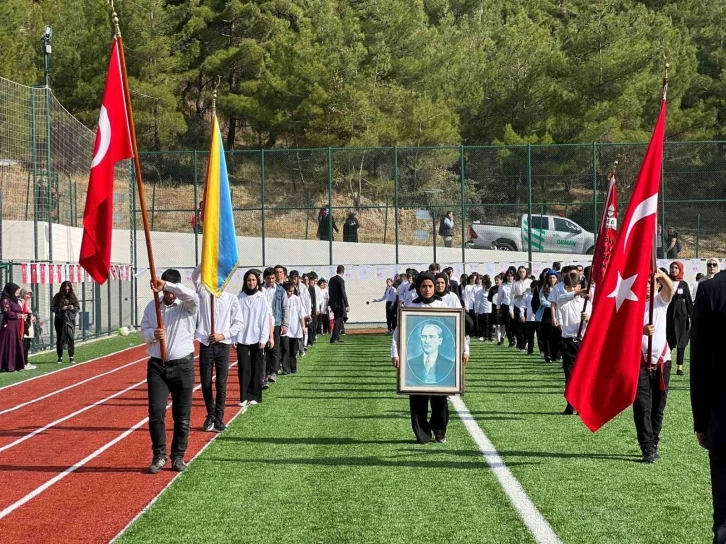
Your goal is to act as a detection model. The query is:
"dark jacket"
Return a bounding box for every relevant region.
[406,352,456,387]
[438,216,454,237]
[691,271,726,451]
[666,279,693,349]
[317,212,338,241]
[343,217,360,242]
[328,274,349,315]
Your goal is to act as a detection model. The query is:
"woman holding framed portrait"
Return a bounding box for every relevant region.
[391,272,470,445]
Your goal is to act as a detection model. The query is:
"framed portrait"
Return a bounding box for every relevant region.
[397,307,465,395]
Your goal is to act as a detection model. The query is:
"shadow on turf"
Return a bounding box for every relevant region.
[222,436,414,446]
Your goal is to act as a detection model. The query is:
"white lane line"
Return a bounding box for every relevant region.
[0,342,145,393]
[0,357,147,417]
[450,395,563,544]
[0,363,237,522]
[0,378,148,454]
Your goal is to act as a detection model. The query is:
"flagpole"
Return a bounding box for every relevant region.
[111,8,166,360]
[577,161,617,340]
[209,86,218,337]
[647,62,669,366]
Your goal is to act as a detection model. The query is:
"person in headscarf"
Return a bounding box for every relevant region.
[52,281,80,363]
[19,288,37,370]
[434,272,463,308]
[667,260,693,376]
[391,273,470,444]
[0,282,26,372]
[236,269,272,410]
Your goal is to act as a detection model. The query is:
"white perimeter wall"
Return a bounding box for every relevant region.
[2,220,715,324]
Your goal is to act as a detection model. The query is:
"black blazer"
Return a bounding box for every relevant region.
[691,271,726,451]
[328,274,349,313]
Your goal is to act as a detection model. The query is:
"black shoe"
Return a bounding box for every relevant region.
[281,371,292,375]
[508,342,515,348]
[213,422,227,433]
[544,356,552,364]
[654,450,661,460]
[330,340,344,344]
[261,381,270,390]
[268,373,277,383]
[171,458,188,472]
[147,456,167,474]
[434,436,447,444]
[676,369,684,376]
[642,453,656,464]
[203,416,214,432]
[497,341,503,346]
[562,407,574,415]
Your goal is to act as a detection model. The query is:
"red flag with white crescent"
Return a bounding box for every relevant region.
[79,37,133,284]
[565,93,666,431]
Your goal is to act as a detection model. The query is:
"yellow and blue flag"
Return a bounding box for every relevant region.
[201,114,239,296]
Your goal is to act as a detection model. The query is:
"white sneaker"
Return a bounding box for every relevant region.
[520,349,527,353]
[249,400,259,406]
[238,400,248,408]
[25,364,37,370]
[478,337,484,341]
[540,352,545,359]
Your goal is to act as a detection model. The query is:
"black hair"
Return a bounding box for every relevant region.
[283,282,295,292]
[263,267,275,278]
[161,269,181,284]
[336,265,345,274]
[552,262,562,271]
[289,270,299,279]
[274,264,287,274]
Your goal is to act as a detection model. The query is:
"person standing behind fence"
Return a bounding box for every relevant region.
[141,270,199,474]
[317,207,339,241]
[438,211,454,248]
[343,212,360,242]
[665,226,681,259]
[52,281,79,364]
[0,283,27,372]
[19,288,37,370]
[192,266,243,433]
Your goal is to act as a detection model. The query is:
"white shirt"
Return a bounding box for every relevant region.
[497,282,513,307]
[441,292,463,308]
[521,291,536,322]
[463,285,477,310]
[391,299,470,358]
[548,282,566,305]
[297,283,311,318]
[262,284,277,309]
[314,285,325,313]
[141,282,199,361]
[284,295,305,339]
[396,281,410,303]
[474,289,491,314]
[642,293,670,365]
[512,278,532,300]
[192,267,243,345]
[557,293,587,339]
[235,291,271,345]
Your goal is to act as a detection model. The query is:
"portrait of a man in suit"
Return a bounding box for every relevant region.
[405,322,455,387]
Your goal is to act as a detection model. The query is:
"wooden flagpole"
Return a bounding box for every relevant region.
[209,86,218,338]
[647,62,669,367]
[111,6,166,360]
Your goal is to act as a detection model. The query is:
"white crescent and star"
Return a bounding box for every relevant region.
[622,193,658,249]
[608,271,639,312]
[91,105,111,169]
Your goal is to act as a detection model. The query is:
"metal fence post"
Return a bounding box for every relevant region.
[383,197,389,244]
[130,161,138,327]
[261,149,266,266]
[527,144,533,268]
[592,142,598,235]
[460,145,466,265]
[193,150,199,266]
[81,281,86,341]
[696,213,701,258]
[394,146,399,265]
[327,147,333,266]
[107,279,112,335]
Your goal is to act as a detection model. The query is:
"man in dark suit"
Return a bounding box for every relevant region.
[691,270,726,544]
[328,265,349,344]
[406,323,455,387]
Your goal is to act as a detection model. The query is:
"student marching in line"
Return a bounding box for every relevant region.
[371,278,397,333]
[391,273,470,445]
[475,276,492,341]
[236,269,272,410]
[536,270,559,363]
[463,275,479,338]
[305,273,318,346]
[489,275,502,344]
[262,267,288,387]
[556,271,590,415]
[281,282,307,374]
[513,266,532,352]
[192,266,244,433]
[497,270,515,347]
[318,278,330,334]
[518,280,538,355]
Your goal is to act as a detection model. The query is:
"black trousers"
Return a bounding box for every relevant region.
[23,338,31,365]
[467,310,478,338]
[283,337,299,373]
[266,325,282,376]
[710,449,726,544]
[385,301,394,331]
[477,313,490,339]
[199,342,230,424]
[675,346,686,367]
[55,319,74,358]
[632,360,672,455]
[331,313,344,342]
[513,306,526,349]
[500,305,514,344]
[321,313,330,334]
[237,343,264,403]
[560,338,581,413]
[409,395,449,444]
[525,322,536,354]
[539,322,561,361]
[279,333,290,371]
[147,354,194,461]
[308,316,317,345]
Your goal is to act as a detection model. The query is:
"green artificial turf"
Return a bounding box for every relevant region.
[0,332,143,388]
[119,335,713,544]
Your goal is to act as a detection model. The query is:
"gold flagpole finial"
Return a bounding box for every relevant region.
[211,76,221,118]
[610,160,618,178]
[108,0,121,37]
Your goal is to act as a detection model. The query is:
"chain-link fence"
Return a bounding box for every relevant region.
[0,76,133,351]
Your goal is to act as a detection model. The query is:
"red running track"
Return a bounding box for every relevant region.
[0,343,243,543]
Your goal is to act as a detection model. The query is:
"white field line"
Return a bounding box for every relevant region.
[450,395,563,544]
[110,367,244,543]
[0,362,236,523]
[0,342,145,393]
[0,357,147,417]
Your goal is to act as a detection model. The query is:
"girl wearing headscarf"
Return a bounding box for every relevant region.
[19,288,37,370]
[434,273,463,309]
[391,273,470,444]
[236,269,272,409]
[0,283,26,372]
[666,260,693,376]
[52,281,79,363]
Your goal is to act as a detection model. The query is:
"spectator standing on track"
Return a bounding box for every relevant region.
[19,288,37,370]
[192,266,243,433]
[666,261,693,377]
[0,282,27,372]
[52,281,79,364]
[141,269,199,474]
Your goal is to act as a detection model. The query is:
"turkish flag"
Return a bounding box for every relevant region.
[590,173,618,292]
[79,37,133,284]
[565,94,666,431]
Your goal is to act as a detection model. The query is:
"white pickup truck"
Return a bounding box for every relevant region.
[466,214,596,254]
